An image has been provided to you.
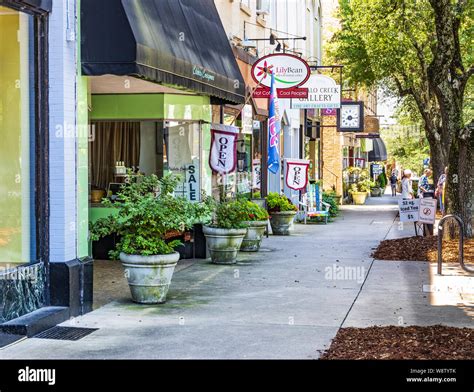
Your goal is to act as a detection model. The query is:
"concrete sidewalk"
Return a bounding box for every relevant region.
[0,195,471,359]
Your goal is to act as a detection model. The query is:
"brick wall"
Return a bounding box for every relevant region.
[321,115,344,195]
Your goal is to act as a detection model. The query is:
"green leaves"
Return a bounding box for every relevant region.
[90,174,213,258]
[266,193,298,212]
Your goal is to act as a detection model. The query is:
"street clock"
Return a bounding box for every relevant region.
[337,101,365,132]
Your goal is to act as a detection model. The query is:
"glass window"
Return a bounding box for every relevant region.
[0,7,36,265]
[163,121,201,201]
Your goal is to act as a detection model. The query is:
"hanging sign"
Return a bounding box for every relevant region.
[209,124,239,175]
[252,159,261,189]
[251,54,310,99]
[398,199,420,222]
[291,74,341,109]
[285,159,310,191]
[419,198,437,224]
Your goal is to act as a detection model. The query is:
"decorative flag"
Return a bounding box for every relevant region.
[209,124,239,175]
[267,72,281,174]
[285,159,310,191]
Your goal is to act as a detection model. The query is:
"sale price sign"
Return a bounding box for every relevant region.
[398,199,420,222]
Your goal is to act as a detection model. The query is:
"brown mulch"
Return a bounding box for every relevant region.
[320,326,474,360]
[371,236,474,263]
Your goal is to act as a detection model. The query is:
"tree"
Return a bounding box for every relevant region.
[427,0,473,237]
[328,0,473,235]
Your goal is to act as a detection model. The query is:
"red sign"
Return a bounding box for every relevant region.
[253,87,308,99]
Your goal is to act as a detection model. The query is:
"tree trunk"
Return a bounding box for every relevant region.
[446,123,474,237]
[425,125,448,183]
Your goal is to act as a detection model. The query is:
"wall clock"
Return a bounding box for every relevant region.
[337,101,364,132]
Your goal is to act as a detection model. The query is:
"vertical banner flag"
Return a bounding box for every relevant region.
[209,124,239,174]
[285,159,310,190]
[267,72,281,174]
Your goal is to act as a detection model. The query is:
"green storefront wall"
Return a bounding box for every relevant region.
[90,93,212,122]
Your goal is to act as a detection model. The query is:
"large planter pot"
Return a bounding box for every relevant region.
[352,192,367,205]
[370,187,381,197]
[240,220,267,252]
[269,211,297,235]
[119,252,180,304]
[203,226,247,264]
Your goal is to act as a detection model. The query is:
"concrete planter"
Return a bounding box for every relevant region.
[203,226,247,264]
[352,192,367,205]
[370,187,382,197]
[269,211,297,235]
[119,252,180,304]
[240,221,267,252]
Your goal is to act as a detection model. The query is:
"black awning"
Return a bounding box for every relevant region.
[368,137,387,162]
[0,0,52,13]
[81,0,245,104]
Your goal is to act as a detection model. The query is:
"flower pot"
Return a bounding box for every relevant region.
[370,187,381,197]
[269,211,297,235]
[352,192,367,205]
[119,252,180,304]
[202,226,247,264]
[91,189,105,203]
[240,220,267,252]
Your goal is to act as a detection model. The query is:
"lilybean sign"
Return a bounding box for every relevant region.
[252,54,310,98]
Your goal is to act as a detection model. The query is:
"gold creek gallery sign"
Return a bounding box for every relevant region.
[209,124,239,175]
[285,159,310,190]
[251,54,310,99]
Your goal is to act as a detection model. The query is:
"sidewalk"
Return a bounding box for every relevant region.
[0,195,471,359]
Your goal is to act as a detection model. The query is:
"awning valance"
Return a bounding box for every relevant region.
[368,137,387,162]
[81,0,245,104]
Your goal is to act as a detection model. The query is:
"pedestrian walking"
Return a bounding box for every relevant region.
[401,169,413,199]
[417,168,432,198]
[435,166,448,215]
[389,172,398,197]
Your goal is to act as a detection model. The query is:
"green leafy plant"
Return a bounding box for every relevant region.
[322,192,340,217]
[209,199,249,229]
[90,174,212,259]
[266,192,298,212]
[349,179,375,194]
[376,171,387,189]
[241,200,269,221]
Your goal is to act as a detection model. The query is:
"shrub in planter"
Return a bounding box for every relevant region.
[240,200,269,252]
[90,174,208,304]
[322,191,340,217]
[349,182,370,205]
[203,200,248,264]
[266,192,298,235]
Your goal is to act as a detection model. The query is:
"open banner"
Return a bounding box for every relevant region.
[209,124,239,175]
[285,159,310,191]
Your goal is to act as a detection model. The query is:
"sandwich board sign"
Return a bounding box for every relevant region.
[398,199,420,222]
[418,198,437,224]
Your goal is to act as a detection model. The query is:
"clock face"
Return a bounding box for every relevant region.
[340,105,360,128]
[337,101,364,132]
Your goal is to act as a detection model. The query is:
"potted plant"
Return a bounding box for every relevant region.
[240,200,269,252]
[350,179,373,205]
[266,192,298,235]
[90,174,200,304]
[203,199,248,264]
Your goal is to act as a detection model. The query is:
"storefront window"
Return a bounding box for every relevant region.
[163,121,201,201]
[0,7,35,264]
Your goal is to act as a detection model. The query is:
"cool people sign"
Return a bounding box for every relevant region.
[209,124,239,175]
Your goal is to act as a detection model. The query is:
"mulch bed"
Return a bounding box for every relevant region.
[372,236,474,263]
[320,325,474,360]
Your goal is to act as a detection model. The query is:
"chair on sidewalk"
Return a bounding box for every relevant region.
[298,182,330,224]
